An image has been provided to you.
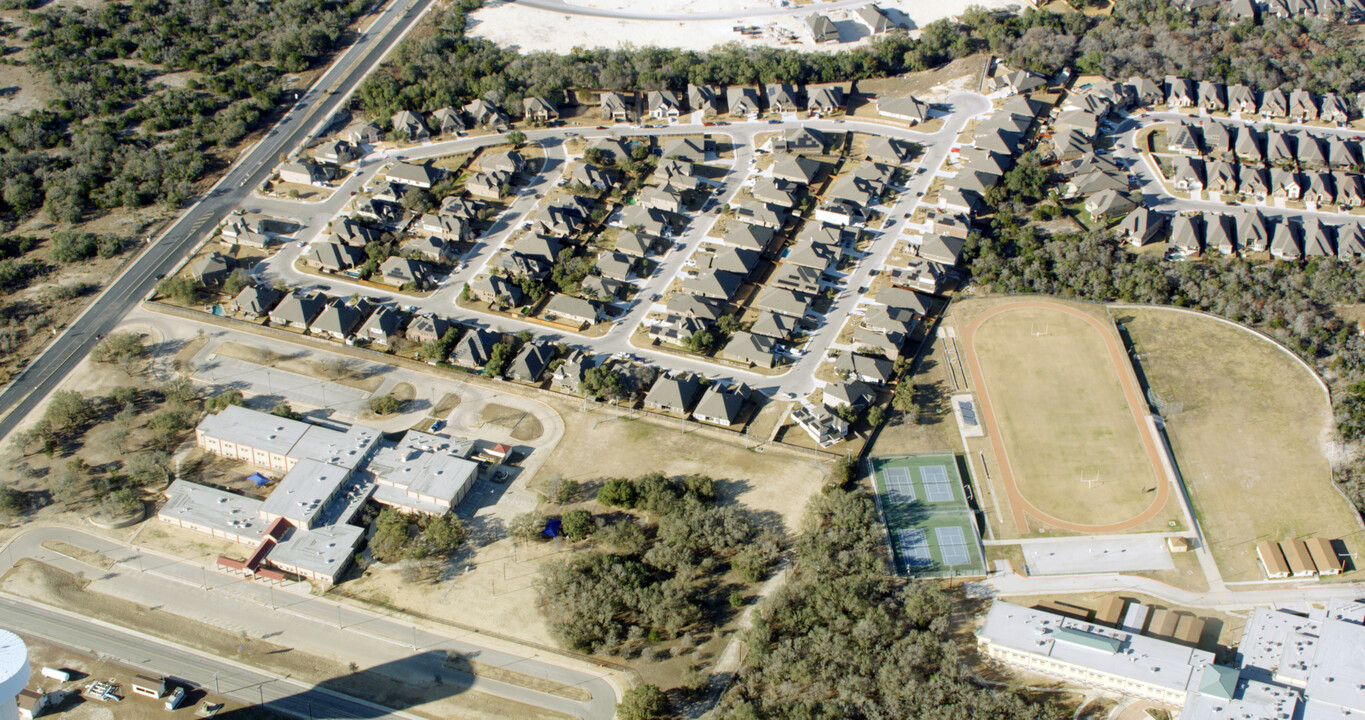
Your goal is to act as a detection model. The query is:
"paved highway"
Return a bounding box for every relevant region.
[1,595,415,719]
[0,526,620,719]
[0,0,435,442]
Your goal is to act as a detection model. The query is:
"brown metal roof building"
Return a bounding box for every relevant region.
[1033,600,1092,622]
[1258,540,1291,579]
[1306,537,1343,575]
[1095,596,1127,627]
[1148,609,1179,638]
[1173,614,1205,647]
[1279,539,1318,578]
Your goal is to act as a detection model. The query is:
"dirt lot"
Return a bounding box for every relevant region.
[962,300,1172,529]
[1120,308,1365,583]
[536,397,829,533]
[210,342,386,393]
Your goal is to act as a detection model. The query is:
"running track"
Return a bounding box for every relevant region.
[960,301,1172,534]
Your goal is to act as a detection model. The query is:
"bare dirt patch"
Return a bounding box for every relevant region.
[479,402,544,442]
[211,341,386,393]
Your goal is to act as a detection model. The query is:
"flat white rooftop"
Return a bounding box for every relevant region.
[979,601,1215,695]
[258,458,353,529]
[268,523,364,580]
[160,480,266,540]
[199,405,310,458]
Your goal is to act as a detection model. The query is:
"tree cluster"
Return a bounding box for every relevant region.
[719,490,1064,720]
[537,472,757,653]
[369,507,467,563]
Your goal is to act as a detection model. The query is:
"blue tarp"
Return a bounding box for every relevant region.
[248,473,271,487]
[542,518,562,538]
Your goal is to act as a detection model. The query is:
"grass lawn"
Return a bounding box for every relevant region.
[1119,308,1365,583]
[968,302,1167,528]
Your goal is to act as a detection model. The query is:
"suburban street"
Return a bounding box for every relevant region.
[0,526,621,719]
[0,0,437,442]
[1110,110,1365,223]
[245,92,992,397]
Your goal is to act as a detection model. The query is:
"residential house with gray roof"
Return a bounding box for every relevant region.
[378,257,432,289]
[644,373,701,414]
[1271,219,1303,260]
[391,110,429,141]
[1197,81,1226,112]
[1228,84,1257,114]
[508,343,555,382]
[522,96,558,122]
[615,230,663,257]
[688,84,721,117]
[750,309,799,340]
[1302,218,1334,257]
[545,294,603,328]
[877,95,930,125]
[451,329,500,368]
[1238,209,1272,253]
[721,331,776,368]
[824,380,875,411]
[406,314,452,344]
[771,154,823,184]
[807,85,845,117]
[595,251,636,281]
[269,292,326,330]
[463,99,509,130]
[310,298,366,340]
[804,13,839,43]
[661,136,707,163]
[719,222,774,251]
[231,284,282,319]
[727,87,761,119]
[1207,213,1236,255]
[1171,214,1204,257]
[835,352,894,385]
[432,107,466,134]
[855,4,895,32]
[359,306,405,346]
[683,268,741,300]
[692,383,748,426]
[1290,89,1318,122]
[470,274,524,306]
[600,92,634,122]
[754,286,810,318]
[304,240,364,272]
[1260,88,1289,119]
[1117,206,1168,246]
[1337,223,1365,259]
[388,162,442,189]
[647,90,683,121]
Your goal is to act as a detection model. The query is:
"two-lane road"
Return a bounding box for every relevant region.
[0,0,435,441]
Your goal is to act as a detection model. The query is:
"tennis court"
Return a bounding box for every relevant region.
[870,453,986,578]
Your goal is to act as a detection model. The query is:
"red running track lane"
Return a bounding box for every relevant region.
[960,300,1172,534]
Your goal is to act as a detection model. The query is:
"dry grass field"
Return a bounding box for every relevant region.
[966,302,1168,529]
[1120,308,1365,582]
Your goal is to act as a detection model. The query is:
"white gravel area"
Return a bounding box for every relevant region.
[468,0,1018,54]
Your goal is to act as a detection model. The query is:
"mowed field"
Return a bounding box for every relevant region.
[962,299,1177,533]
[1121,309,1365,582]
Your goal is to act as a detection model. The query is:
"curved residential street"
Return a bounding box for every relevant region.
[248,92,993,398]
